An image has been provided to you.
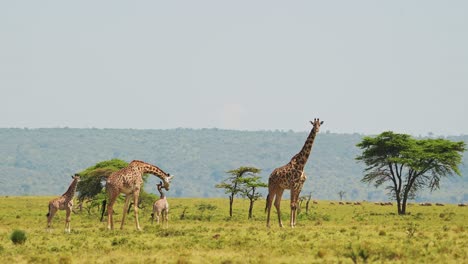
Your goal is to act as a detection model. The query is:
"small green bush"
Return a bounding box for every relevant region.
[406,222,418,238]
[10,229,27,245]
[317,248,327,258]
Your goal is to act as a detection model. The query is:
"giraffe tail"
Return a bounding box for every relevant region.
[100,199,107,222]
[46,204,51,217]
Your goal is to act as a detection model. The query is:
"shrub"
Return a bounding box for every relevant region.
[345,243,370,264]
[317,248,327,258]
[406,222,418,238]
[111,237,128,246]
[10,229,27,245]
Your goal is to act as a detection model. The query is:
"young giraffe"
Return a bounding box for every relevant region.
[46,174,80,233]
[106,160,173,230]
[266,118,323,228]
[151,181,169,227]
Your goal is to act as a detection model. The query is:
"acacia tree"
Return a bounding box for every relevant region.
[215,166,261,217]
[238,174,267,219]
[338,191,346,201]
[356,131,465,215]
[76,159,129,212]
[298,192,313,215]
[76,159,154,218]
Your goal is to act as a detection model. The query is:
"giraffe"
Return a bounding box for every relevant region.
[151,181,169,227]
[105,160,173,230]
[265,118,323,228]
[46,174,80,233]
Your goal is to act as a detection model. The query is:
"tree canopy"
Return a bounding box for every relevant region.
[215,166,263,217]
[76,159,128,202]
[356,131,466,214]
[238,174,267,219]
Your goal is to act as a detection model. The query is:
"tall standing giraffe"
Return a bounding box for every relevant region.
[266,118,323,228]
[47,174,80,233]
[105,160,173,230]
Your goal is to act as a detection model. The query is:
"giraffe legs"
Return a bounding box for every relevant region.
[265,194,273,227]
[151,205,157,225]
[47,206,57,231]
[290,190,300,228]
[119,193,142,230]
[65,207,72,233]
[120,195,132,230]
[163,209,169,228]
[107,190,142,231]
[266,188,286,228]
[157,210,169,228]
[107,194,118,230]
[274,189,285,228]
[132,192,142,231]
[266,192,274,228]
[46,202,75,233]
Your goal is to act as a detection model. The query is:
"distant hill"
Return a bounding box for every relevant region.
[0,128,467,203]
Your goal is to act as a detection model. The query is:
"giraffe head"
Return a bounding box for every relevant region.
[310,118,324,133]
[161,174,173,191]
[71,174,81,181]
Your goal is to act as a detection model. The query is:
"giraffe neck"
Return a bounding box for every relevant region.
[62,178,79,199]
[290,127,317,170]
[130,160,169,180]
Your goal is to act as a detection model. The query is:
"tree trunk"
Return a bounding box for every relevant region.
[395,189,403,215]
[229,196,233,217]
[400,171,417,215]
[248,199,254,219]
[401,200,407,215]
[305,198,311,215]
[401,190,409,215]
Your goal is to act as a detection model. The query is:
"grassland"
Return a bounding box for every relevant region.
[0,196,467,263]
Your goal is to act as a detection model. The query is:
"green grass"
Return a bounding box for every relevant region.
[0,196,467,263]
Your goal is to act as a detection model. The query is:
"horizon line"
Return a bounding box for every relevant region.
[1,126,466,137]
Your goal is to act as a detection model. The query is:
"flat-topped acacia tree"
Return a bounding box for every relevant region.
[356,131,466,215]
[238,174,267,219]
[215,166,261,217]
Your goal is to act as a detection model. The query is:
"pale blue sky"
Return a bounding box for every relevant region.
[1,1,467,135]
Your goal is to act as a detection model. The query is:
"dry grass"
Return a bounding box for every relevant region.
[0,196,467,263]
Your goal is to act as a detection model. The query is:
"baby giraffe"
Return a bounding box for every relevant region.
[151,181,169,228]
[46,174,80,233]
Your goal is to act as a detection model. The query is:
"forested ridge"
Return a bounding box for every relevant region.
[1,128,467,203]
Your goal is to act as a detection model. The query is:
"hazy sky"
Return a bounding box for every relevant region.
[1,1,467,135]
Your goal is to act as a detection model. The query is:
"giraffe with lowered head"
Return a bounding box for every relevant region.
[47,174,80,233]
[151,181,169,227]
[106,160,173,230]
[266,118,323,228]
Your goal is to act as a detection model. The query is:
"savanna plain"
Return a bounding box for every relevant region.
[0,196,466,264]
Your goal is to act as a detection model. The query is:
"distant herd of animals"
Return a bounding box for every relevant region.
[44,118,467,232]
[327,201,467,207]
